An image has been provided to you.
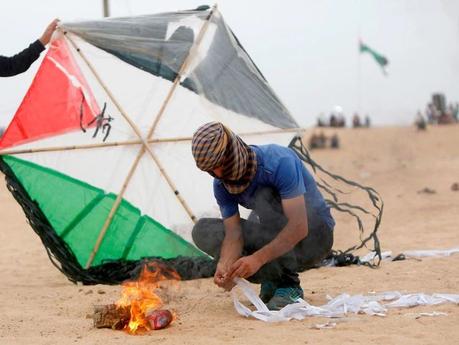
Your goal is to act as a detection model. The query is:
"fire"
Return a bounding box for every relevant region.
[116,262,179,334]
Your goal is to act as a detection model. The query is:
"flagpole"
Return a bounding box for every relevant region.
[357,0,363,115]
[103,0,110,17]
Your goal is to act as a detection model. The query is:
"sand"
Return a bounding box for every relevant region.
[0,125,458,345]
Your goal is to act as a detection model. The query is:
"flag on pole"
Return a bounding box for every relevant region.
[359,41,389,75]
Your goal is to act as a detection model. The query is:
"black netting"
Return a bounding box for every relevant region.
[1,135,382,284]
[288,136,384,267]
[0,157,216,285]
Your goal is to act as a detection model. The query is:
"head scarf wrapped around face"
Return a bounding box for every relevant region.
[191,122,257,194]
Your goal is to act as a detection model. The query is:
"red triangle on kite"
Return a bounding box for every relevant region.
[0,38,99,150]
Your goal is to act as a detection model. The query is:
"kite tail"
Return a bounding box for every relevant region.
[288,135,384,267]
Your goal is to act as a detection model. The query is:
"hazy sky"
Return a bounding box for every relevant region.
[1,0,458,127]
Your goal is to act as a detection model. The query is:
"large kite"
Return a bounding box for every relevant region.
[0,6,382,285]
[0,6,302,283]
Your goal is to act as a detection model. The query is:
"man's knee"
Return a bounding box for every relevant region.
[192,218,215,248]
[254,187,281,208]
[253,187,285,225]
[192,218,224,257]
[295,225,334,270]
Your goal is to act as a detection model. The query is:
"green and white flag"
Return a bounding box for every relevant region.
[359,41,389,75]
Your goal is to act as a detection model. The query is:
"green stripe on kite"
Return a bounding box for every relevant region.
[3,155,203,267]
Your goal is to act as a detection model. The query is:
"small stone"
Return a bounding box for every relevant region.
[417,187,436,194]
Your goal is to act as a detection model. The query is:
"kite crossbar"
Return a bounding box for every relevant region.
[0,127,304,156]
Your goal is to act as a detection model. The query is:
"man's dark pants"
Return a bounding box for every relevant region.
[192,187,334,288]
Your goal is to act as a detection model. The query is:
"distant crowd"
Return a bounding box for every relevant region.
[309,108,371,150]
[317,112,371,129]
[415,94,458,130]
[308,132,340,150]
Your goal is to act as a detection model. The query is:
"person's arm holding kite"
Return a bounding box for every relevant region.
[0,19,58,77]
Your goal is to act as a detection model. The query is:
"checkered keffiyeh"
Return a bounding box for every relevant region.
[191,122,257,194]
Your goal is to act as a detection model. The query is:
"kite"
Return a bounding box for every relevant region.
[0,6,382,285]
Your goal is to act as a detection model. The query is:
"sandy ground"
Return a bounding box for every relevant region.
[0,125,458,345]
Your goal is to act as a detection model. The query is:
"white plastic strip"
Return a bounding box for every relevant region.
[402,247,459,258]
[405,311,448,319]
[232,278,459,322]
[329,247,459,267]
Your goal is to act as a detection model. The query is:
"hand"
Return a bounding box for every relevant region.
[39,18,59,46]
[214,262,235,291]
[228,255,264,280]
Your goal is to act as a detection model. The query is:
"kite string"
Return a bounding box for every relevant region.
[288,135,384,266]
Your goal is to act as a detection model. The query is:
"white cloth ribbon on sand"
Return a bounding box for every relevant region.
[356,246,459,265]
[402,247,459,258]
[325,247,459,267]
[232,278,459,322]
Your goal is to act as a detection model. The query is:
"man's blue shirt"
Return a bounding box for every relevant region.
[213,144,335,230]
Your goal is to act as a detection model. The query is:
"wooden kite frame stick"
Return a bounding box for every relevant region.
[78,6,217,268]
[0,127,304,156]
[65,33,184,269]
[64,33,151,148]
[134,5,219,224]
[84,145,146,268]
[146,4,218,139]
[64,28,204,221]
[0,140,140,156]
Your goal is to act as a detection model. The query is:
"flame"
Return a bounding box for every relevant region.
[116,262,179,334]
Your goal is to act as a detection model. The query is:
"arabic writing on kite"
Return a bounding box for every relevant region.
[79,93,114,142]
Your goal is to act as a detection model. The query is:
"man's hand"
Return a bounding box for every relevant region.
[212,213,243,291]
[228,254,264,280]
[39,19,59,46]
[214,262,236,291]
